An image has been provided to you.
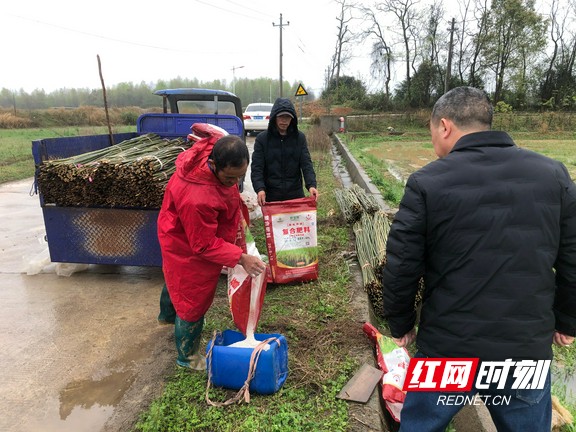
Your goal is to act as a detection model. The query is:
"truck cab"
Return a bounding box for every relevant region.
[154,88,244,119]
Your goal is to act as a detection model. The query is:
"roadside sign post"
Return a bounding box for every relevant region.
[294,83,308,121]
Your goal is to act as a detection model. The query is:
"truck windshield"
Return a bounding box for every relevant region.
[177,100,237,115]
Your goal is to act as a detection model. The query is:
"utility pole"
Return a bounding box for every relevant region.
[273,13,289,97]
[444,18,456,94]
[231,65,244,94]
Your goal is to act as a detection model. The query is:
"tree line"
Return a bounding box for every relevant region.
[3,0,575,113]
[0,78,315,112]
[324,0,576,111]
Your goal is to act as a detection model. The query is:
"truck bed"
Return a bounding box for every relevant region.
[32,113,243,267]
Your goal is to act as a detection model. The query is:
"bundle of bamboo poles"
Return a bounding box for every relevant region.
[334,184,380,224]
[349,184,380,214]
[37,133,190,208]
[335,185,424,316]
[335,185,388,313]
[353,211,390,316]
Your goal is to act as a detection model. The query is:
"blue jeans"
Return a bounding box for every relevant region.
[399,353,552,432]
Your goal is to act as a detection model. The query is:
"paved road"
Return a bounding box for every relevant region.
[0,176,174,432]
[0,136,256,432]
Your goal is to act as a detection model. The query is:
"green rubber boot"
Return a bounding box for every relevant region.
[175,316,206,371]
[158,284,176,325]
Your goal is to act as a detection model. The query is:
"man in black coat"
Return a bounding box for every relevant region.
[251,97,318,206]
[382,86,576,431]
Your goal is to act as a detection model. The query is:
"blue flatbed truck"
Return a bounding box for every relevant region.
[31,89,244,267]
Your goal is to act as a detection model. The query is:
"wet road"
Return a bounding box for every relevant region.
[0,176,174,432]
[0,136,256,432]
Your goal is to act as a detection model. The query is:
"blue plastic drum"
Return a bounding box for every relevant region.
[206,330,288,395]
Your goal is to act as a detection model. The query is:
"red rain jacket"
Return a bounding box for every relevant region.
[158,125,244,322]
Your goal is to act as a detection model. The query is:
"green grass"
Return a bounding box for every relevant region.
[0,126,135,184]
[342,130,576,206]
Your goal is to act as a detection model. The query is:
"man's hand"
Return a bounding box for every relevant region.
[392,328,417,348]
[257,191,266,207]
[239,253,267,278]
[309,187,318,201]
[553,331,575,347]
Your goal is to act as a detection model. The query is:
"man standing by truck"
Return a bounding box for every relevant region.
[157,127,267,369]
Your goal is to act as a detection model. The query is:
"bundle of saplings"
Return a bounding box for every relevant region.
[37,133,190,208]
[335,185,424,316]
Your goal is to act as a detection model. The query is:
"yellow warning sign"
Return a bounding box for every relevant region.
[295,84,308,96]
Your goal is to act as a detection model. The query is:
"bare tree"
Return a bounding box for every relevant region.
[360,6,393,97]
[540,0,576,106]
[565,0,576,80]
[452,0,475,84]
[375,0,421,100]
[327,0,354,94]
[422,1,445,84]
[542,0,563,98]
[467,0,490,88]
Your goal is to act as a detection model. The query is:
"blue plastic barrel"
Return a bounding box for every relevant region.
[206,330,288,395]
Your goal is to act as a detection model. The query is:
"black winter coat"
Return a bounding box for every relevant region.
[251,98,317,202]
[382,130,576,361]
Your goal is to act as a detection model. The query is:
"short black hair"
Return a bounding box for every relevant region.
[431,87,493,130]
[211,135,249,170]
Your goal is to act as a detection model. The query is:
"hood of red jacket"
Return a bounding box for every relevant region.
[175,123,227,185]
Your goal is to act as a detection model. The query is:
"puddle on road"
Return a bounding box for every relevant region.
[37,370,135,432]
[60,370,135,419]
[34,405,115,432]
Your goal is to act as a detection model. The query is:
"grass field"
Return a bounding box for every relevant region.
[341,130,576,208]
[0,126,136,184]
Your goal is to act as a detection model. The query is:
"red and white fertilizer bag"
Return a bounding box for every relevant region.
[262,197,318,284]
[363,322,410,423]
[227,211,267,347]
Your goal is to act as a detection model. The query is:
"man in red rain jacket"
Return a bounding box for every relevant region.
[157,128,266,369]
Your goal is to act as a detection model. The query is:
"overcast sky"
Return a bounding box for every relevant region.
[2,0,368,96]
[3,0,491,97]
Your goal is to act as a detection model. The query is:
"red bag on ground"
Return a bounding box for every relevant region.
[262,197,318,284]
[363,322,410,423]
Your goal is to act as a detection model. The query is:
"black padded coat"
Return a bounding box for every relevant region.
[250,98,316,202]
[382,130,576,361]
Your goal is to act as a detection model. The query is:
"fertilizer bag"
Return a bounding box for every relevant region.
[227,210,267,347]
[363,322,410,423]
[262,197,318,284]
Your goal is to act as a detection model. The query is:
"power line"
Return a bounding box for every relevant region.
[4,12,235,54]
[222,0,275,20]
[192,0,268,22]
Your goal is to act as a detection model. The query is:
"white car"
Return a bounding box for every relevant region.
[243,103,273,136]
